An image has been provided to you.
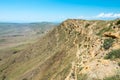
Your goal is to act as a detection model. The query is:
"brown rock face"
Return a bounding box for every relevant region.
[0,19,120,80]
[80,59,119,80]
[104,32,120,38]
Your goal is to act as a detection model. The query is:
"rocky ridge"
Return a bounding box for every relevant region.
[0,19,120,80]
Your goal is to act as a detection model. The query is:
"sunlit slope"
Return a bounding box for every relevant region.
[0,19,120,80]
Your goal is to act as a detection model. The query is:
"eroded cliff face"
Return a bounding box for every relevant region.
[59,19,120,80]
[0,19,120,80]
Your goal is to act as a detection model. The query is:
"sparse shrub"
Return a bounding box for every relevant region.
[103,38,114,50]
[85,23,90,28]
[71,73,75,79]
[22,78,27,80]
[118,62,120,66]
[77,74,87,80]
[104,49,120,59]
[103,75,120,80]
[79,67,83,71]
[97,27,112,36]
[115,20,120,25]
[2,75,6,80]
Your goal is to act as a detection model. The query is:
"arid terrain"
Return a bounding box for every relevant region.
[0,22,57,49]
[0,19,120,80]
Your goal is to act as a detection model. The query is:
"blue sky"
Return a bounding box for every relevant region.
[0,0,120,22]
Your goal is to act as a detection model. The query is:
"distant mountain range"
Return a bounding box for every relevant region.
[0,22,59,36]
[0,22,58,49]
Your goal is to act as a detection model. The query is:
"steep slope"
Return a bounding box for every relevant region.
[0,19,120,80]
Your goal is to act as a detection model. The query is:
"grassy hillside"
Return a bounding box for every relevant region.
[0,19,120,80]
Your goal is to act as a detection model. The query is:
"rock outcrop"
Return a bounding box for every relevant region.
[0,19,120,80]
[104,32,120,38]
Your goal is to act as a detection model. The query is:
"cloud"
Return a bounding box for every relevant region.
[78,13,120,20]
[96,13,120,18]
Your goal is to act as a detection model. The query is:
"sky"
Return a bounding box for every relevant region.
[0,0,120,22]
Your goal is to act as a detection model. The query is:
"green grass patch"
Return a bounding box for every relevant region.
[97,26,113,36]
[0,39,6,42]
[104,49,120,59]
[103,75,120,80]
[77,74,87,80]
[103,38,114,50]
[118,62,120,66]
